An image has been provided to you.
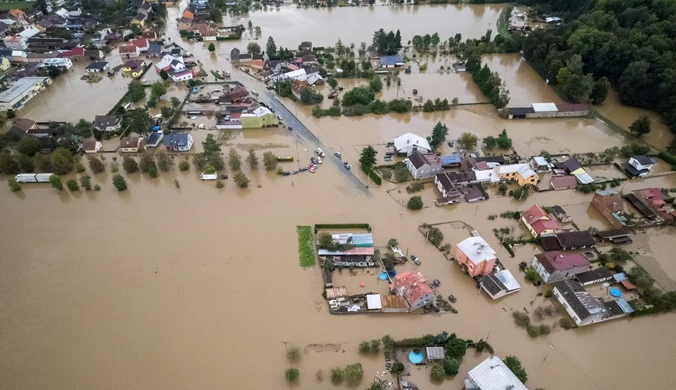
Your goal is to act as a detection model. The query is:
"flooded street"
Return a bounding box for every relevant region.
[2,3,676,390]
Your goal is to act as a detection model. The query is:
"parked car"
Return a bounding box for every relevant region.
[333,151,342,158]
[311,157,318,164]
[343,162,351,170]
[411,255,421,265]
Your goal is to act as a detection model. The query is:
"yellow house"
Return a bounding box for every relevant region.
[131,14,147,27]
[0,57,11,72]
[496,164,539,187]
[121,60,147,78]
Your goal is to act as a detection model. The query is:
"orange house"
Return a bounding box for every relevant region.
[453,236,497,277]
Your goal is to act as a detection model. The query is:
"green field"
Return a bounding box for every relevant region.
[0,2,32,11]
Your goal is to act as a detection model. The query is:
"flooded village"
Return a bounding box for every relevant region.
[1,0,676,389]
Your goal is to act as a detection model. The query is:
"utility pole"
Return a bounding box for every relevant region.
[399,199,404,215]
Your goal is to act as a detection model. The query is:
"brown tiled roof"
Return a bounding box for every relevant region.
[11,118,37,132]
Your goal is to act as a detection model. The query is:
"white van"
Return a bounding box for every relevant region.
[200,173,217,181]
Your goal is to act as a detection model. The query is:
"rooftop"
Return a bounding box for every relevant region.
[393,132,430,152]
[575,268,613,284]
[0,77,50,103]
[456,236,496,264]
[535,251,590,273]
[389,270,434,307]
[554,279,608,319]
[86,61,109,70]
[466,356,527,390]
[551,175,578,189]
[379,55,404,66]
[631,155,655,165]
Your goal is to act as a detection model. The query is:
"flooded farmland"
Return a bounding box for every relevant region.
[2,3,676,390]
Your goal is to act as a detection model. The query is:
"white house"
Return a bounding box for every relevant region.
[155,54,193,82]
[553,279,633,326]
[3,35,27,50]
[393,132,431,155]
[405,150,443,180]
[479,269,521,300]
[0,77,52,111]
[465,356,527,390]
[625,155,655,178]
[42,58,73,69]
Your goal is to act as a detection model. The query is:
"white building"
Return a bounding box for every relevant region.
[268,68,307,83]
[465,356,528,390]
[393,132,431,155]
[155,54,193,82]
[553,279,633,326]
[43,58,73,69]
[0,77,52,111]
[3,35,27,50]
[479,269,521,300]
[625,155,655,178]
[404,150,443,180]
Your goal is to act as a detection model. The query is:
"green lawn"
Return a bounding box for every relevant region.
[0,2,32,10]
[296,226,316,267]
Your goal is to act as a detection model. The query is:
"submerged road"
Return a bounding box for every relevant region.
[265,92,371,196]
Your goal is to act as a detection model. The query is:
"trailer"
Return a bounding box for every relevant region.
[200,173,217,181]
[15,173,53,183]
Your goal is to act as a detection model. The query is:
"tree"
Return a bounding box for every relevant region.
[284,368,299,382]
[504,356,528,383]
[442,357,459,376]
[430,364,445,382]
[160,70,169,80]
[49,175,63,191]
[208,42,215,52]
[127,81,146,103]
[411,35,424,52]
[430,32,440,48]
[17,154,34,172]
[123,156,139,173]
[343,363,363,385]
[266,36,277,59]
[629,115,652,137]
[429,122,448,149]
[246,149,259,169]
[86,156,104,173]
[458,132,478,150]
[73,119,94,138]
[445,337,466,359]
[79,174,92,191]
[210,9,222,23]
[157,150,174,172]
[247,42,261,55]
[590,76,610,104]
[359,146,377,167]
[555,55,594,103]
[161,106,173,120]
[407,196,423,210]
[178,160,190,171]
[35,153,51,172]
[330,368,344,385]
[300,87,323,105]
[228,148,241,170]
[234,172,250,188]
[327,77,338,89]
[387,238,399,247]
[51,148,74,175]
[66,179,79,191]
[369,76,383,93]
[139,152,156,173]
[17,136,40,156]
[263,151,278,170]
[318,232,333,248]
[171,97,181,108]
[496,129,513,149]
[342,87,375,106]
[390,362,404,374]
[112,174,127,191]
[8,178,21,192]
[484,136,497,149]
[0,153,19,174]
[151,82,167,100]
[127,108,153,133]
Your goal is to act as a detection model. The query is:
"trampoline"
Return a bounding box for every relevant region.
[408,350,424,364]
[378,272,388,280]
[609,287,622,298]
[388,270,397,278]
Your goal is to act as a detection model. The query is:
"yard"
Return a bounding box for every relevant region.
[0,2,32,10]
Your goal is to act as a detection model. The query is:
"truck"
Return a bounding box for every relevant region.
[200,173,218,181]
[15,173,54,183]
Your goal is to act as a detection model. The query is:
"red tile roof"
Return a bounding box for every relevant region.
[522,204,548,223]
[535,252,589,273]
[389,270,434,307]
[119,45,138,54]
[530,219,562,235]
[551,175,578,189]
[131,38,148,48]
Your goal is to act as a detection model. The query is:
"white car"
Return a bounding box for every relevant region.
[317,157,323,164]
[277,115,283,120]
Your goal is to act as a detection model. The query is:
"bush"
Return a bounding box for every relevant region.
[445,337,466,359]
[361,164,382,185]
[148,166,158,178]
[112,174,127,191]
[512,311,531,328]
[330,367,344,385]
[233,172,250,188]
[75,162,86,173]
[504,356,528,383]
[407,196,423,210]
[88,156,105,173]
[430,364,446,382]
[123,156,139,173]
[157,150,174,172]
[228,148,241,170]
[442,357,459,376]
[391,362,404,374]
[139,153,156,173]
[406,182,424,193]
[285,368,299,382]
[559,317,576,330]
[49,175,63,191]
[66,179,79,191]
[178,160,190,171]
[287,347,300,362]
[8,178,21,192]
[80,174,92,191]
[344,363,363,385]
[215,179,224,188]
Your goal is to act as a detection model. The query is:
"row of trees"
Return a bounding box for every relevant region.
[465,50,510,109]
[371,29,403,55]
[521,0,676,135]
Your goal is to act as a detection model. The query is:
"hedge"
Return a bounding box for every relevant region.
[276,156,294,162]
[296,225,316,267]
[314,224,371,233]
[361,164,382,185]
[658,152,676,166]
[392,337,428,348]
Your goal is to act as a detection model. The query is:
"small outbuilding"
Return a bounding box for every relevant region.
[425,346,445,361]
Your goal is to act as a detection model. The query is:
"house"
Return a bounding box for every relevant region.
[532,252,590,284]
[146,132,164,148]
[595,229,632,245]
[139,2,153,15]
[405,150,443,180]
[93,115,120,132]
[9,9,30,26]
[426,346,445,361]
[43,58,72,69]
[230,47,240,62]
[624,155,655,178]
[4,35,27,50]
[631,188,673,222]
[131,38,149,52]
[465,356,527,390]
[540,230,595,251]
[82,138,102,153]
[520,205,563,237]
[290,79,310,100]
[119,136,146,152]
[85,61,109,72]
[131,13,147,27]
[553,279,633,327]
[530,156,549,172]
[142,28,159,40]
[393,133,431,155]
[574,268,613,286]
[591,189,627,229]
[389,270,435,312]
[451,62,466,72]
[162,133,193,151]
[9,118,38,134]
[147,43,163,57]
[155,54,192,81]
[550,205,571,223]
[0,57,10,72]
[376,55,404,68]
[453,236,497,277]
[297,41,312,53]
[0,77,52,111]
[439,155,462,168]
[555,103,589,117]
[550,175,578,190]
[479,269,521,299]
[122,60,147,78]
[240,106,276,128]
[119,44,141,58]
[434,172,464,203]
[496,163,539,186]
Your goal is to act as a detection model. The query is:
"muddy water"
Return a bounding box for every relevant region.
[235,4,505,48]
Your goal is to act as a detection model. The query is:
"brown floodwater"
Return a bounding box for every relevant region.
[3,3,676,389]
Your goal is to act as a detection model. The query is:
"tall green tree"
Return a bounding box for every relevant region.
[590,76,610,104]
[0,153,20,174]
[429,122,449,149]
[151,82,167,99]
[359,146,377,167]
[51,148,74,175]
[247,42,261,55]
[127,81,146,103]
[266,36,277,59]
[504,355,528,383]
[629,115,652,137]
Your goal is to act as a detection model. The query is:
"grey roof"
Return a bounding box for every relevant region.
[508,107,534,116]
[574,268,613,284]
[480,274,505,296]
[554,279,608,320]
[408,151,428,169]
[94,115,119,128]
[147,44,162,54]
[550,205,567,216]
[562,157,582,172]
[435,173,454,192]
[0,77,50,103]
[380,55,403,66]
[631,155,655,165]
[555,230,595,248]
[475,156,505,164]
[425,346,445,360]
[163,133,191,148]
[86,61,108,70]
